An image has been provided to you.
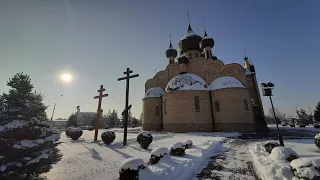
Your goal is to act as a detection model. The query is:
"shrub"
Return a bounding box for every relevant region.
[314,123,320,129]
[119,158,145,180]
[65,126,75,137]
[69,127,83,140]
[150,147,169,164]
[136,132,152,149]
[101,131,116,145]
[315,134,320,149]
[271,147,299,162]
[264,142,280,154]
[290,124,295,127]
[170,142,185,156]
[183,140,193,149]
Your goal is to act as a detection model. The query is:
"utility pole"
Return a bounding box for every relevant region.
[93,85,108,141]
[76,105,80,126]
[118,68,139,146]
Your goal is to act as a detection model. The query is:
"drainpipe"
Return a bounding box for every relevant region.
[209,91,215,131]
[160,96,163,131]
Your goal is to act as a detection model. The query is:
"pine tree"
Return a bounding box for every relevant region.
[0,73,61,179]
[66,113,77,128]
[314,101,320,123]
[297,109,309,124]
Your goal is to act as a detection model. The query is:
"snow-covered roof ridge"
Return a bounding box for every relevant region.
[165,73,208,92]
[209,76,246,91]
[144,87,165,98]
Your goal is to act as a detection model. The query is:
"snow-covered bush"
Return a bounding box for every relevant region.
[0,73,61,179]
[119,158,145,180]
[314,123,320,129]
[315,133,320,149]
[137,132,152,149]
[264,142,280,154]
[271,147,299,162]
[65,126,75,137]
[150,147,169,164]
[101,131,115,145]
[290,124,295,127]
[183,140,193,149]
[291,158,320,180]
[281,122,287,126]
[68,127,83,140]
[170,142,186,156]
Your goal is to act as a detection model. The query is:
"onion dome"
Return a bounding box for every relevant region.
[209,76,245,91]
[177,53,189,64]
[165,40,177,58]
[200,30,214,49]
[165,73,208,92]
[144,87,165,98]
[178,24,203,54]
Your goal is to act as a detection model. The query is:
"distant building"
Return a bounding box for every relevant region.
[142,22,268,133]
[51,119,67,129]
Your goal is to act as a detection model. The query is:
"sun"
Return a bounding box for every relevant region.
[60,73,73,83]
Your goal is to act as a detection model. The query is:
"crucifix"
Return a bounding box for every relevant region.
[118,68,139,146]
[185,10,191,23]
[93,85,108,141]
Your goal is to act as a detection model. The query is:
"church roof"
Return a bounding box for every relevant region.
[209,76,245,90]
[165,73,208,92]
[144,87,165,98]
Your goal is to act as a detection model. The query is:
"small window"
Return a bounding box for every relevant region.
[155,105,160,116]
[194,96,200,112]
[251,98,255,105]
[244,99,249,111]
[164,99,167,115]
[214,101,220,112]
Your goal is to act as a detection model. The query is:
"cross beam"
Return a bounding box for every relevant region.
[93,85,108,141]
[118,68,139,146]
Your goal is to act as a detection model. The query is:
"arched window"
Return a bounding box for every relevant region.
[194,96,200,112]
[244,99,249,111]
[164,99,167,115]
[155,105,160,116]
[214,101,220,112]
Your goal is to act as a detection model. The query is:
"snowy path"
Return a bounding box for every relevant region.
[192,139,260,180]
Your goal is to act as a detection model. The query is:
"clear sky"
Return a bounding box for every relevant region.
[0,0,319,119]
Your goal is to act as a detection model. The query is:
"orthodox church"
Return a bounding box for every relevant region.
[142,21,269,133]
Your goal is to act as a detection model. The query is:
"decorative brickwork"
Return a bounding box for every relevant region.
[142,98,162,131]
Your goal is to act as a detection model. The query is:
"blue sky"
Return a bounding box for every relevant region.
[0,0,319,119]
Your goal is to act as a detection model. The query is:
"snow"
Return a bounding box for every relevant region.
[151,147,169,157]
[270,146,298,161]
[13,139,45,149]
[245,68,255,75]
[144,87,165,98]
[120,157,145,171]
[139,131,152,137]
[183,140,193,145]
[209,76,246,91]
[69,127,82,132]
[315,133,320,139]
[0,120,28,132]
[181,30,200,40]
[290,158,320,179]
[26,150,50,165]
[165,73,208,92]
[43,128,239,180]
[170,142,185,149]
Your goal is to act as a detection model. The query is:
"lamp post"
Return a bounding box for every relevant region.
[50,94,63,121]
[261,82,284,146]
[76,105,80,127]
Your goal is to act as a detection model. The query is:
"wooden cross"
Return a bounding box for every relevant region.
[93,85,108,141]
[118,68,139,146]
[185,10,191,23]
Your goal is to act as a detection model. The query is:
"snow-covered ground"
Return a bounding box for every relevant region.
[43,128,239,180]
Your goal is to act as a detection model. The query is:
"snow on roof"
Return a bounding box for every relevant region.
[151,147,169,157]
[144,87,165,98]
[245,68,255,75]
[120,158,145,171]
[165,73,208,92]
[170,142,185,149]
[181,31,200,40]
[209,76,245,91]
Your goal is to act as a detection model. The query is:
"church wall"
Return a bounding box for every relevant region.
[211,88,256,133]
[162,90,213,132]
[142,97,162,131]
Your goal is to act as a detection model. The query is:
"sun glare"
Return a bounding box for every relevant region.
[60,73,73,83]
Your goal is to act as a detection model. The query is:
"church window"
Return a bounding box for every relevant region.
[155,105,160,116]
[164,99,167,115]
[194,96,200,112]
[251,98,255,105]
[244,99,249,111]
[214,101,220,112]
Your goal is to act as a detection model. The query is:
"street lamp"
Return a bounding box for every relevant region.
[50,94,63,121]
[261,82,284,146]
[76,105,80,127]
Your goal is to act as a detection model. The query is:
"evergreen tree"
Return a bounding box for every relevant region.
[66,113,77,128]
[0,73,61,179]
[297,109,309,124]
[109,110,119,128]
[314,101,320,123]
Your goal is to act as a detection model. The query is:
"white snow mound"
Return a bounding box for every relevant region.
[166,73,208,92]
[145,87,165,98]
[183,140,193,145]
[170,142,185,149]
[151,147,169,157]
[139,131,152,137]
[70,127,82,132]
[315,133,320,139]
[209,76,245,91]
[120,158,145,171]
[270,147,298,161]
[290,158,320,179]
